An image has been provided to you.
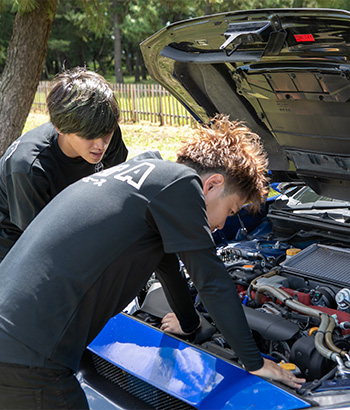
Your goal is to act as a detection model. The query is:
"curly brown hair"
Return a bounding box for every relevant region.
[176,114,269,212]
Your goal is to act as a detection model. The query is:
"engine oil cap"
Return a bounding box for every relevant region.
[279,362,297,371]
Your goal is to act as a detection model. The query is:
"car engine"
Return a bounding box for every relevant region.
[127,186,350,404]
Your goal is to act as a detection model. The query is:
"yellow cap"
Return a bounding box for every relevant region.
[280,362,297,371]
[286,248,301,256]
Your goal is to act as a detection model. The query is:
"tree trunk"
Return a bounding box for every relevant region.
[204,0,211,15]
[125,52,132,74]
[79,40,86,68]
[113,0,124,83]
[96,39,106,74]
[134,49,141,83]
[0,0,58,155]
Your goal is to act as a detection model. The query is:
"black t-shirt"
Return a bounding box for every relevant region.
[0,152,263,372]
[0,122,128,260]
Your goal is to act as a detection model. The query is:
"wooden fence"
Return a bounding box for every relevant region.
[32,81,195,127]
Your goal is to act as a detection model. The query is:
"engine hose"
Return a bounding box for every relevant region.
[255,285,321,318]
[250,268,281,291]
[252,271,332,318]
[324,317,347,358]
[247,268,281,303]
[314,314,340,362]
[253,283,343,363]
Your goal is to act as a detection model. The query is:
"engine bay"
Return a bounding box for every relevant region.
[127,185,350,406]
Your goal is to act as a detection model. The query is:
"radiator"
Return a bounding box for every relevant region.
[282,244,350,287]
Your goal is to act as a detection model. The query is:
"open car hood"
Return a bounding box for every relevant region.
[140,8,350,201]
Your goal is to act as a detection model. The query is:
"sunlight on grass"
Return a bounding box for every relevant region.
[23,112,50,134]
[24,114,189,161]
[23,113,281,198]
[121,121,193,161]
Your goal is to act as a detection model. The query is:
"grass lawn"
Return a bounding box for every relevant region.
[24,112,192,162]
[24,112,279,197]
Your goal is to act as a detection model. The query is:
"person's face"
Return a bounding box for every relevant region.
[202,174,247,232]
[57,131,113,164]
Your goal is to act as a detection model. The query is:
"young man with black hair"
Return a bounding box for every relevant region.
[0,67,127,261]
[0,115,305,409]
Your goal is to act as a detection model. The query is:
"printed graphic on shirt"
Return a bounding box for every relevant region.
[114,163,156,189]
[5,141,20,161]
[95,162,104,173]
[83,162,156,190]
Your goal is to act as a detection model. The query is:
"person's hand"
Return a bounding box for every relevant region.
[161,312,201,336]
[161,312,188,335]
[249,357,306,389]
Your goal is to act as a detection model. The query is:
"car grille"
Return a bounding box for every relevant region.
[91,352,196,410]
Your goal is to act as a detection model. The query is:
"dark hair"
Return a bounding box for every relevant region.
[47,67,120,140]
[176,114,269,212]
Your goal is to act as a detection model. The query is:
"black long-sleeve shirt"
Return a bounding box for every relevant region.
[0,122,127,260]
[0,151,263,373]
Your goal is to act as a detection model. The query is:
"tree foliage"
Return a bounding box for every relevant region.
[4,0,350,82]
[1,0,350,150]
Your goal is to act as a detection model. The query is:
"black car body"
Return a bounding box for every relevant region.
[78,8,350,410]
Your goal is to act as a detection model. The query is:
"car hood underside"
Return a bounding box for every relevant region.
[141,8,350,201]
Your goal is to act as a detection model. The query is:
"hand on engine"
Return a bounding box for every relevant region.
[249,357,306,389]
[161,312,201,336]
[161,312,188,335]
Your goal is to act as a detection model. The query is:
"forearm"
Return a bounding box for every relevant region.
[155,253,200,333]
[178,247,264,372]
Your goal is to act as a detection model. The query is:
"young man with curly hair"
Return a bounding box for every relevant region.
[0,115,305,408]
[0,67,128,261]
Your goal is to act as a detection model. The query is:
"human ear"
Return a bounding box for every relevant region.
[202,173,225,195]
[54,125,61,134]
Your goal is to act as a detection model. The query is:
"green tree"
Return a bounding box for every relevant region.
[0,0,58,155]
[122,1,162,81]
[44,1,114,77]
[78,0,130,83]
[121,0,202,82]
[2,0,350,153]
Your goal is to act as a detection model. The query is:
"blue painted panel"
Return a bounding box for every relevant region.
[89,314,310,410]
